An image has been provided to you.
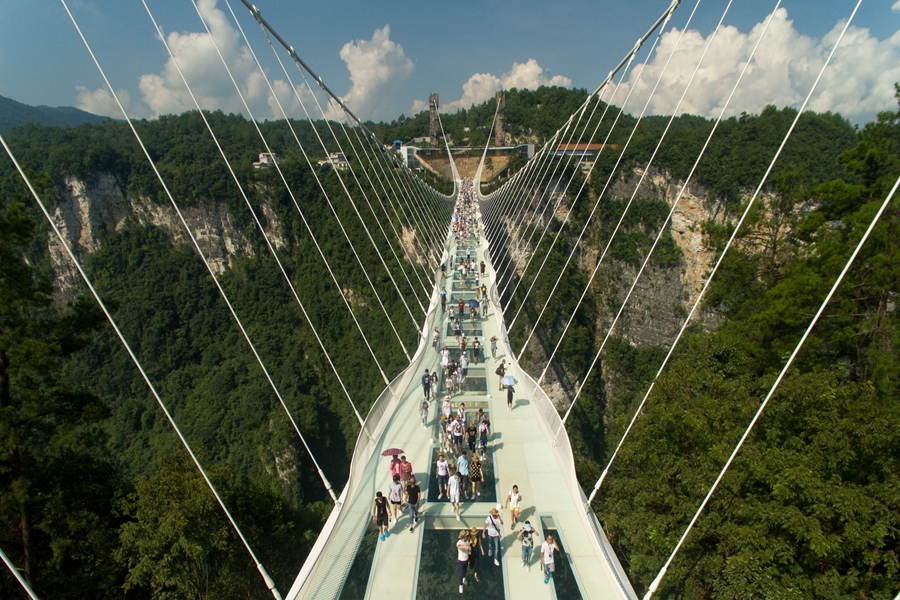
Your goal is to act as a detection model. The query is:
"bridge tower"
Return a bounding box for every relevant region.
[495,91,507,146]
[429,93,440,146]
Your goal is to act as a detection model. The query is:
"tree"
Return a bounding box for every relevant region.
[0,183,121,598]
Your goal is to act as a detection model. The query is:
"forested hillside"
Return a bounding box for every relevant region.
[0,94,114,135]
[0,82,898,599]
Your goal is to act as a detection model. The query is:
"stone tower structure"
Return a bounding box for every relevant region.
[429,93,440,146]
[495,91,507,146]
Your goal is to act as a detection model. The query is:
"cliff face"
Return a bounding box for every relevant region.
[520,166,729,409]
[48,173,283,299]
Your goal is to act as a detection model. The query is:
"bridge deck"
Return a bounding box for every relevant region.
[289,203,635,600]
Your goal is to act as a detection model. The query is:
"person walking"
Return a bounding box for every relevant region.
[457,451,470,500]
[505,485,522,527]
[482,295,489,317]
[433,327,441,353]
[458,299,465,316]
[449,471,462,521]
[496,359,506,391]
[422,369,432,401]
[517,521,539,571]
[440,287,447,312]
[470,305,477,323]
[442,396,452,421]
[468,527,482,582]
[472,338,481,364]
[421,399,429,428]
[490,335,498,359]
[469,452,483,497]
[451,415,464,455]
[372,491,390,541]
[441,345,450,377]
[406,475,421,532]
[541,534,561,584]
[389,455,402,481]
[480,260,485,276]
[460,336,467,360]
[507,385,515,412]
[460,354,469,386]
[454,320,462,344]
[482,508,503,565]
[436,453,450,499]
[466,421,477,454]
[388,475,404,523]
[439,415,450,451]
[479,418,490,457]
[456,530,471,594]
[399,456,413,495]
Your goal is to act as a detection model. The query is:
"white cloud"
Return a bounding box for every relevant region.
[75,85,133,117]
[419,58,572,115]
[893,0,900,13]
[603,8,900,125]
[332,25,414,121]
[138,0,264,116]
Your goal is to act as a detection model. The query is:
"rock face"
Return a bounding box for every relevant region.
[48,173,282,300]
[513,166,730,409]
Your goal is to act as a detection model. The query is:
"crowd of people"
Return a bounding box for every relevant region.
[373,181,560,593]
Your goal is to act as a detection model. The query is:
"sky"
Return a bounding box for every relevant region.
[0,0,898,126]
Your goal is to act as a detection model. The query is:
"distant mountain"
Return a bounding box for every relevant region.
[0,94,115,135]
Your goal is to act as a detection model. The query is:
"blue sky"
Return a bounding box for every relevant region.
[1,0,898,125]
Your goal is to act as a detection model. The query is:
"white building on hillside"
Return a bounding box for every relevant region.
[252,152,280,169]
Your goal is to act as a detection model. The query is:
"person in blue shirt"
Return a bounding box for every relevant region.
[457,451,470,500]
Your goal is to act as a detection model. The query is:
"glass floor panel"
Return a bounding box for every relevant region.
[539,518,585,599]
[427,400,497,503]
[416,523,505,600]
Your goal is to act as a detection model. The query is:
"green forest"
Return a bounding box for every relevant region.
[0,80,898,599]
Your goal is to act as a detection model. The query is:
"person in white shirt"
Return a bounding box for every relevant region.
[456,530,470,593]
[436,453,449,499]
[448,471,462,520]
[482,507,504,566]
[540,534,561,584]
[505,485,522,528]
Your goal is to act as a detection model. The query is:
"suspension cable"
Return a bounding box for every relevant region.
[62,0,337,507]
[523,0,730,362]
[203,0,413,359]
[507,0,696,332]
[2,126,284,600]
[569,2,784,455]
[227,0,425,327]
[139,0,364,426]
[0,543,39,600]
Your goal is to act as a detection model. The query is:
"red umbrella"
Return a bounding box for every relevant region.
[381,448,405,456]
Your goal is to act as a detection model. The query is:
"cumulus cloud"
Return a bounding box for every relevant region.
[137,0,265,116]
[894,0,900,13]
[602,8,900,124]
[416,58,572,115]
[75,85,133,117]
[331,25,414,121]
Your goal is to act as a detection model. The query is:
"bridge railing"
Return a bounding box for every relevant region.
[482,200,637,600]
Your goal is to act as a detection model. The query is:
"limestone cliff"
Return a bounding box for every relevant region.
[47,173,283,300]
